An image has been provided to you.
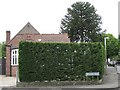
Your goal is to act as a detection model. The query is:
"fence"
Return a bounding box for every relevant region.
[0,58,6,75]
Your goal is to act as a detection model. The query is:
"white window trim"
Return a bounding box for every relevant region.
[11,49,19,66]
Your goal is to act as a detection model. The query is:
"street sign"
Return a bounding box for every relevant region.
[85,72,99,76]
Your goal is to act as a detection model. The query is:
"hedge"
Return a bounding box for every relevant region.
[19,42,105,82]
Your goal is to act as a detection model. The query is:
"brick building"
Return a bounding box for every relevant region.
[6,22,70,76]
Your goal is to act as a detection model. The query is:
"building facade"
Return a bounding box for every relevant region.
[6,22,70,76]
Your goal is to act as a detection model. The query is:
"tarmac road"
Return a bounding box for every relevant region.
[1,87,118,90]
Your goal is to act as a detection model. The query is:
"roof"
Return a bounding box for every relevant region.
[39,34,70,43]
[17,22,40,34]
[7,22,70,48]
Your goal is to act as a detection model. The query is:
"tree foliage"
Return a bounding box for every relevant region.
[2,42,6,58]
[0,43,2,58]
[0,42,6,58]
[19,42,105,82]
[105,34,119,59]
[60,1,102,42]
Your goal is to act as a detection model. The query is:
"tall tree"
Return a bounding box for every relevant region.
[105,34,119,59]
[60,1,102,42]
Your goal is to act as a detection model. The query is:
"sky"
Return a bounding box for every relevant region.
[0,0,119,43]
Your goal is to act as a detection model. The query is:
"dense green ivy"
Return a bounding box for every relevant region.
[19,42,105,82]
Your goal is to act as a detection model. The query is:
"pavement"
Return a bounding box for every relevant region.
[117,65,120,73]
[0,75,16,88]
[101,66,118,88]
[0,66,119,90]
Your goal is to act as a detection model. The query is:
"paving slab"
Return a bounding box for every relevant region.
[0,75,16,87]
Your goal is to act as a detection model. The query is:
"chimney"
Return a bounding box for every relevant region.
[6,31,10,43]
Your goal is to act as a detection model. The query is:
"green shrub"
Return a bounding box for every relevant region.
[19,42,105,82]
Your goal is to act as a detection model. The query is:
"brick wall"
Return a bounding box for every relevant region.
[11,66,18,76]
[6,46,11,76]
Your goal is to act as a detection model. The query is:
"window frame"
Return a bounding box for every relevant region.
[11,49,19,66]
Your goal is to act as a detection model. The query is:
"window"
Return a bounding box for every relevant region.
[11,49,18,65]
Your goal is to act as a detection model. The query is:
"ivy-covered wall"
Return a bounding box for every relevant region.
[19,42,105,82]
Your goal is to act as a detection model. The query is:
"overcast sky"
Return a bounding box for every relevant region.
[0,0,119,43]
